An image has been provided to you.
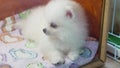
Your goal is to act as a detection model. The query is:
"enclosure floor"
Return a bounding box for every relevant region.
[101,57,120,68]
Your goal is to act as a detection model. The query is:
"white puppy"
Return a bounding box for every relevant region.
[16,0,88,65]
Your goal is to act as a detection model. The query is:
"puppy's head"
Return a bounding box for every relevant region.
[42,10,75,41]
[42,0,87,41]
[43,0,75,35]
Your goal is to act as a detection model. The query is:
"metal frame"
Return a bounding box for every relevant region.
[107,0,120,63]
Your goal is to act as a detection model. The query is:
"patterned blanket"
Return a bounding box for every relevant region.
[0,11,98,68]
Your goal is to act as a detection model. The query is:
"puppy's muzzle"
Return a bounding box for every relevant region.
[43,28,47,33]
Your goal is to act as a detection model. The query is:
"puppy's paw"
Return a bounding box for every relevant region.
[68,53,79,61]
[50,55,65,66]
[44,51,65,66]
[68,50,82,61]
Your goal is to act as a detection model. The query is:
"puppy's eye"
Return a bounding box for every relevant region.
[50,22,57,28]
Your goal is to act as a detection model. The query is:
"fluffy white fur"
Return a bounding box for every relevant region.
[16,0,88,65]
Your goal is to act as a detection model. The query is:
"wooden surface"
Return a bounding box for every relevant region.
[101,57,120,68]
[99,0,110,62]
[0,0,103,39]
[0,0,49,20]
[81,60,104,68]
[76,0,103,39]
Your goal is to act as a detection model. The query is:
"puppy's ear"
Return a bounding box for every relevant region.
[65,7,74,19]
[66,10,73,18]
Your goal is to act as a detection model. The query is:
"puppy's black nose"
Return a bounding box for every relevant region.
[43,28,46,33]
